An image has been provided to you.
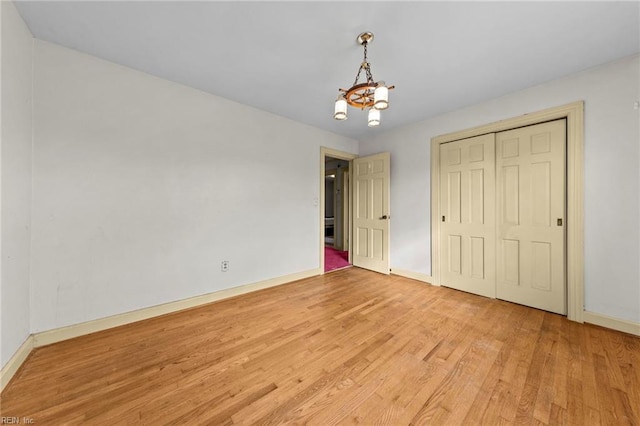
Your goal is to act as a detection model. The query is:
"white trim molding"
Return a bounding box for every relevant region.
[583,311,640,336]
[431,101,584,322]
[1,336,34,392]
[1,269,320,392]
[34,268,321,348]
[391,268,432,284]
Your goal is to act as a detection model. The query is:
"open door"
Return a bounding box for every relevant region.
[352,152,390,274]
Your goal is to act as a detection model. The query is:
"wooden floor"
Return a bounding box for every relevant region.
[2,268,639,425]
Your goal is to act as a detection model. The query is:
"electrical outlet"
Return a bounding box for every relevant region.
[221,260,229,272]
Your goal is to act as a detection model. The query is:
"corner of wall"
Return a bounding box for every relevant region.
[28,22,35,339]
[0,0,35,372]
[0,0,4,375]
[0,335,33,393]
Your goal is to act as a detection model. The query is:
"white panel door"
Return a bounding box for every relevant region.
[440,134,496,298]
[496,120,566,314]
[353,152,390,274]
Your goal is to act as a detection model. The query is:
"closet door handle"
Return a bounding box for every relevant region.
[379,215,390,220]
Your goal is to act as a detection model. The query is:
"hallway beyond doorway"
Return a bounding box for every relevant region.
[325,246,350,272]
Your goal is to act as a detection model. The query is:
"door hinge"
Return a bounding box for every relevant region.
[442,215,445,222]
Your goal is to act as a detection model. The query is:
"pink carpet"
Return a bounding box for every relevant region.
[325,246,350,272]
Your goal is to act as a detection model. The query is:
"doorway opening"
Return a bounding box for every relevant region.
[324,156,351,272]
[320,147,356,274]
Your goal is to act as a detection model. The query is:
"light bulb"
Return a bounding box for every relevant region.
[374,82,389,110]
[368,108,380,127]
[333,96,348,120]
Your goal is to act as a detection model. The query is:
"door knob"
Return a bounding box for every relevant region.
[380,215,390,220]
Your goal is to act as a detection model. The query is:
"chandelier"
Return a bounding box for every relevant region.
[333,32,394,127]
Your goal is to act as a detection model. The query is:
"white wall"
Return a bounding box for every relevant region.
[31,40,357,333]
[1,1,33,367]
[360,55,640,323]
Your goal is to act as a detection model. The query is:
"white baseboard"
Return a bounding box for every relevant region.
[5,269,635,393]
[1,335,34,392]
[389,274,639,337]
[34,268,321,348]
[583,311,640,336]
[391,268,432,284]
[2,269,319,392]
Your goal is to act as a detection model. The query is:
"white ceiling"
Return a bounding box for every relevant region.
[14,1,640,140]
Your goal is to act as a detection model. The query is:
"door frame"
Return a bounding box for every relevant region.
[320,147,357,274]
[324,168,337,248]
[430,101,584,322]
[341,168,350,250]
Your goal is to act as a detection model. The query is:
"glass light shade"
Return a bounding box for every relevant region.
[333,97,348,120]
[368,108,381,127]
[374,83,389,110]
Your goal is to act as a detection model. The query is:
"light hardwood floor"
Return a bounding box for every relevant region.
[1,268,638,425]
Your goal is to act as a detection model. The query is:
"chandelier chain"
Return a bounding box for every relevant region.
[363,43,374,84]
[352,42,375,89]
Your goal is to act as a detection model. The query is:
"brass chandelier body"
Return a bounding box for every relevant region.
[334,32,394,126]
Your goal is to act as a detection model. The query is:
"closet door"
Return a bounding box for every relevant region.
[496,120,567,314]
[440,134,496,298]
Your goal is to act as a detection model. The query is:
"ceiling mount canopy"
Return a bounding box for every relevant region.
[334,31,395,127]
